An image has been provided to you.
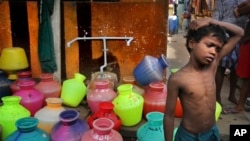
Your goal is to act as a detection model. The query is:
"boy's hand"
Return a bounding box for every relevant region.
[233,7,250,19]
[189,18,212,30]
[233,8,240,18]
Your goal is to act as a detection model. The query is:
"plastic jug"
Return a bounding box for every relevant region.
[112,84,144,126]
[60,73,87,107]
[133,54,168,86]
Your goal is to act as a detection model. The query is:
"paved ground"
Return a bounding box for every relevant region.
[167,30,250,141]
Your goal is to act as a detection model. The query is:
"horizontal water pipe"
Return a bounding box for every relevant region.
[67,36,134,47]
[66,36,134,73]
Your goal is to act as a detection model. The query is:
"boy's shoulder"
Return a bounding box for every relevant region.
[169,68,187,82]
[168,69,190,89]
[169,67,204,82]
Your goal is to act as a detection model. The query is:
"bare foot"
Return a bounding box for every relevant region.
[228,97,238,105]
[222,107,244,114]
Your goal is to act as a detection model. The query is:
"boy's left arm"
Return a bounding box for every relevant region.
[210,19,244,60]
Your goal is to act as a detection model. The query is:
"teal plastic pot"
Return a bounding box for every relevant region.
[5,117,50,141]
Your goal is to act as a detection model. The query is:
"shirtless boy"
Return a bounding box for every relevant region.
[164,18,244,141]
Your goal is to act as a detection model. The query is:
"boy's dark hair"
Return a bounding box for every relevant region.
[185,24,228,53]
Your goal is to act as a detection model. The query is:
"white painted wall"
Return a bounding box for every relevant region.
[51,0,61,82]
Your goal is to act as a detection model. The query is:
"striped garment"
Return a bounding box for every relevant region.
[212,0,248,69]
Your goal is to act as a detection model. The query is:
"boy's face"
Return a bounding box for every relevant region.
[190,34,224,65]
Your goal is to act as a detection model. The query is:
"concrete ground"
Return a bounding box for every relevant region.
[167,30,250,141]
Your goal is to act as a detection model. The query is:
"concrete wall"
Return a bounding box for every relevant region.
[0,0,168,83]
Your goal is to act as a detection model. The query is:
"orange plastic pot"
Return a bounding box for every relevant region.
[174,98,183,118]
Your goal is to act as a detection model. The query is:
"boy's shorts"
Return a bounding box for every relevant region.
[174,124,220,141]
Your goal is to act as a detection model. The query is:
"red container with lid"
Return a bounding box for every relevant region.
[143,81,167,117]
[87,101,121,131]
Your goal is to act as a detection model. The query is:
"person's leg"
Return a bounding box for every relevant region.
[186,18,191,32]
[228,69,239,105]
[174,4,178,15]
[223,78,250,114]
[235,78,250,111]
[215,67,226,105]
[223,42,250,114]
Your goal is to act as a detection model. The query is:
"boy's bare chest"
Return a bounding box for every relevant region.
[180,73,215,97]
